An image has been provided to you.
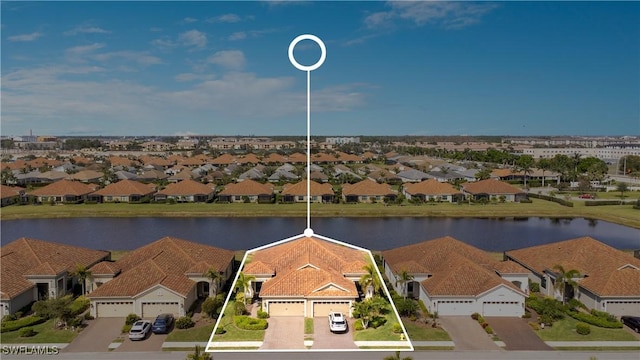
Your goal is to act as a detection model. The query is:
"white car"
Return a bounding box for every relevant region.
[128,320,152,341]
[328,312,348,333]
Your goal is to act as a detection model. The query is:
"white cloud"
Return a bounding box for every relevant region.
[151,37,177,49]
[178,30,207,48]
[228,28,281,41]
[64,26,111,36]
[65,43,106,56]
[182,17,198,23]
[207,50,246,70]
[8,32,42,42]
[206,14,242,23]
[365,2,498,30]
[228,32,247,41]
[174,73,201,82]
[92,51,163,66]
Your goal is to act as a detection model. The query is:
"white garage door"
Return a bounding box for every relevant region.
[606,301,640,317]
[436,300,473,316]
[142,302,179,318]
[313,301,350,317]
[482,301,522,317]
[96,302,133,317]
[268,301,304,316]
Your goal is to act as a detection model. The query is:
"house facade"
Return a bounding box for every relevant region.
[217,179,274,203]
[382,236,528,317]
[505,237,640,317]
[28,179,97,203]
[241,234,371,318]
[89,179,156,203]
[154,179,215,203]
[87,237,234,318]
[280,180,334,203]
[341,179,397,203]
[402,179,463,203]
[460,178,527,202]
[1,238,109,317]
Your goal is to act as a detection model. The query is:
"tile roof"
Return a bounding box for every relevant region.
[244,237,368,298]
[335,152,362,162]
[157,179,214,196]
[281,180,334,196]
[237,153,261,164]
[211,154,237,165]
[1,238,108,300]
[287,153,307,164]
[91,179,156,196]
[312,153,338,163]
[461,179,523,195]
[109,156,139,167]
[219,179,273,196]
[1,185,25,199]
[90,261,121,276]
[505,237,640,297]
[383,236,526,297]
[264,153,287,164]
[342,179,396,196]
[88,237,234,298]
[403,179,461,196]
[29,179,97,196]
[69,170,103,182]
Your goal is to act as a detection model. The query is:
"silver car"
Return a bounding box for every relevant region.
[128,320,152,341]
[328,312,348,333]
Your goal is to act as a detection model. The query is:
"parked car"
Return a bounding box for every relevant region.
[328,312,348,333]
[151,313,175,334]
[128,320,152,340]
[578,193,595,199]
[621,316,640,333]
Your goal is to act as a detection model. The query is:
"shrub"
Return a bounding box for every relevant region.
[354,320,364,331]
[234,301,247,316]
[528,322,540,331]
[529,282,540,293]
[14,311,23,319]
[527,193,573,207]
[215,326,226,335]
[176,316,195,329]
[481,322,489,329]
[418,300,429,317]
[395,298,418,317]
[519,198,532,203]
[1,316,46,333]
[84,313,94,320]
[576,322,591,335]
[477,315,485,324]
[484,326,493,334]
[68,316,83,328]
[471,312,480,320]
[19,327,37,337]
[257,310,269,319]
[409,314,417,322]
[590,309,617,322]
[2,315,16,323]
[568,311,622,329]
[392,322,403,334]
[522,310,532,319]
[567,299,587,312]
[233,316,268,330]
[121,324,132,334]
[369,316,387,329]
[70,296,90,316]
[125,313,140,325]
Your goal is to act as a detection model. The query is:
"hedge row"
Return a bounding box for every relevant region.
[1,316,46,333]
[584,200,636,206]
[528,193,573,207]
[568,311,622,328]
[233,315,268,330]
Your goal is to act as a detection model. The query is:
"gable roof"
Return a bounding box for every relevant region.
[1,185,25,199]
[157,179,214,196]
[211,154,237,165]
[244,237,368,298]
[88,237,234,298]
[281,180,334,196]
[342,179,396,196]
[403,179,461,196]
[461,178,523,195]
[1,238,108,300]
[505,237,640,297]
[29,179,97,196]
[264,153,287,164]
[219,179,273,196]
[91,179,156,196]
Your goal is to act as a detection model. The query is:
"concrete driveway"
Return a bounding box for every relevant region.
[312,316,357,350]
[485,317,551,350]
[438,316,499,351]
[115,332,167,352]
[63,318,124,353]
[260,317,305,350]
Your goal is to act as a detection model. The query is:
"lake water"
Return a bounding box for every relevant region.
[1,217,638,252]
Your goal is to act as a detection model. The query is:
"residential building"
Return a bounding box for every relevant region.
[281,180,334,203]
[460,178,527,202]
[154,179,215,203]
[402,179,463,203]
[89,179,156,203]
[0,185,26,207]
[342,179,397,203]
[28,179,97,203]
[217,179,274,203]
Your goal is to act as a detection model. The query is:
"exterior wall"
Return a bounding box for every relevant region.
[1,300,10,317]
[4,287,36,315]
[577,288,598,311]
[88,275,116,293]
[477,286,525,317]
[419,285,524,317]
[500,274,530,294]
[136,286,187,317]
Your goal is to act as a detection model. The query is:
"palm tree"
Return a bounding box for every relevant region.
[616,182,629,203]
[234,272,256,304]
[383,351,413,360]
[359,263,381,298]
[395,270,414,299]
[203,268,224,297]
[186,345,211,360]
[552,264,581,304]
[71,264,91,295]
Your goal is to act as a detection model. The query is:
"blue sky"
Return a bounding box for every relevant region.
[1,1,639,137]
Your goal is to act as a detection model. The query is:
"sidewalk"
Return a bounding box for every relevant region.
[545,341,640,348]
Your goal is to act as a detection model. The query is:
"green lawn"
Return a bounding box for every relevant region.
[165,322,216,342]
[353,312,406,342]
[2,200,638,229]
[535,317,638,342]
[210,303,265,342]
[401,319,451,341]
[0,319,79,344]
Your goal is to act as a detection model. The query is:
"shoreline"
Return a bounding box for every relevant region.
[1,200,639,229]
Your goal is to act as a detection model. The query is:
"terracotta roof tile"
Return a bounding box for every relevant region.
[1,185,25,200]
[90,261,121,275]
[287,153,307,164]
[237,153,261,165]
[403,179,461,196]
[211,154,237,165]
[461,179,523,195]
[29,179,97,196]
[219,179,273,196]
[281,180,334,196]
[157,179,214,196]
[92,179,156,196]
[342,179,396,196]
[264,153,287,164]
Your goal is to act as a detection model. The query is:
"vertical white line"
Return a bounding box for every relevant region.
[306,70,311,231]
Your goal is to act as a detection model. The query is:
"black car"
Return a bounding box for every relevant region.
[151,313,175,334]
[621,316,640,333]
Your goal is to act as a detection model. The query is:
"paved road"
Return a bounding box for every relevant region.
[485,317,551,350]
[115,332,166,352]
[312,316,357,349]
[4,350,640,360]
[260,317,304,350]
[63,318,123,353]
[438,316,499,351]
